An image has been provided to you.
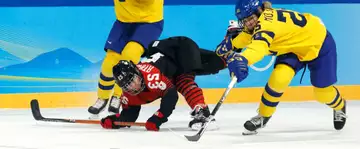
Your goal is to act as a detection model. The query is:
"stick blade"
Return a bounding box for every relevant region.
[185,134,201,142]
[184,117,213,142]
[30,99,44,120]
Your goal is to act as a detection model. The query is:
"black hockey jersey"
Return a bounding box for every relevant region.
[146,36,226,76]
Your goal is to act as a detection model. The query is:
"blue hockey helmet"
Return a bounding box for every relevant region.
[235,0,262,21]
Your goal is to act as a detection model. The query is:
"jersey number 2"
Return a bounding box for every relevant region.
[276,10,307,27]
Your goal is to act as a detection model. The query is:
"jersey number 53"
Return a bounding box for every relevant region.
[147,73,167,90]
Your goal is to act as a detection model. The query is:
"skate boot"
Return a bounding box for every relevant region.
[334,99,347,130]
[188,104,216,130]
[88,98,108,119]
[108,96,121,114]
[242,114,271,135]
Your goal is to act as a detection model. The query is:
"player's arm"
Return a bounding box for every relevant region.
[232,32,253,49]
[216,32,253,59]
[118,105,141,122]
[136,0,155,2]
[100,95,142,129]
[240,30,274,65]
[227,22,274,83]
[146,85,178,131]
[158,86,178,118]
[100,105,142,129]
[135,0,155,4]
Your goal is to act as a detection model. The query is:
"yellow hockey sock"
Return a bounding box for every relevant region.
[97,41,145,99]
[259,64,295,117]
[314,86,344,110]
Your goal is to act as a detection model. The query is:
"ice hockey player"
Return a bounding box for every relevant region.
[87,0,164,117]
[216,0,347,135]
[100,36,227,131]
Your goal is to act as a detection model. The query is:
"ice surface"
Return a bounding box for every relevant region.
[0,101,359,149]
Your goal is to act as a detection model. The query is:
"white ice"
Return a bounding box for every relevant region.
[0,101,359,149]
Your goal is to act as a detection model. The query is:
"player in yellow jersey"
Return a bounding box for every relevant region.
[88,0,164,117]
[216,0,347,135]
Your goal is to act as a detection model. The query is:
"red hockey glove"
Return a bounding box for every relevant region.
[145,111,168,131]
[100,113,122,129]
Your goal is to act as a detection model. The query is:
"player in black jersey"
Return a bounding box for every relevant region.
[100,36,227,131]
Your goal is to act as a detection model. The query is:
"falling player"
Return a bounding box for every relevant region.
[100,36,227,130]
[88,0,164,117]
[216,0,347,135]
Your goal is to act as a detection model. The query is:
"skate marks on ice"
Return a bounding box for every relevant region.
[0,102,359,149]
[193,102,360,148]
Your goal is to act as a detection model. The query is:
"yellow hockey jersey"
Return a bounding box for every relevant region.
[114,0,163,23]
[232,8,327,65]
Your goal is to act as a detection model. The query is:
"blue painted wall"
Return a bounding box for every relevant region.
[0,1,359,93]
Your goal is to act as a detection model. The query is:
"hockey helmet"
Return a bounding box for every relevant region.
[113,60,145,95]
[235,0,262,21]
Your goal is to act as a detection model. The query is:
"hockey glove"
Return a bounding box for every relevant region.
[226,20,243,38]
[227,53,249,83]
[100,113,122,129]
[145,110,168,131]
[215,36,234,56]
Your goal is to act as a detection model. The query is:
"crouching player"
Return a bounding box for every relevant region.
[101,37,227,131]
[216,0,347,135]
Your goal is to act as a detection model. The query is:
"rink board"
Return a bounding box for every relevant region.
[0,85,359,108]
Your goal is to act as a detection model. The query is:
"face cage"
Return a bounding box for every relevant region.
[238,19,245,29]
[239,14,259,33]
[237,7,261,29]
[121,74,145,96]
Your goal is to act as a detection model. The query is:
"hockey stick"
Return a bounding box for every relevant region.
[30,99,146,127]
[184,77,237,142]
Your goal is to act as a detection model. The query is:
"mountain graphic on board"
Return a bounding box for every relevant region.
[0,48,25,68]
[0,48,100,79]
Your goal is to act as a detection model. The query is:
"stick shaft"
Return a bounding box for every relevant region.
[30,99,146,127]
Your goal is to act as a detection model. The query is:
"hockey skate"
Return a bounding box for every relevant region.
[334,100,347,130]
[108,96,121,114]
[188,105,217,131]
[88,98,108,119]
[242,114,271,135]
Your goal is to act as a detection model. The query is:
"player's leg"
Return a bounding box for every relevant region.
[195,48,227,76]
[182,49,226,130]
[110,20,164,112]
[173,36,204,73]
[174,73,213,129]
[109,41,145,113]
[308,31,347,130]
[108,20,164,114]
[88,20,130,116]
[243,53,304,134]
[88,20,147,116]
[179,49,227,130]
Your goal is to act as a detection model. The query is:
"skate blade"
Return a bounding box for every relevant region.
[242,130,258,135]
